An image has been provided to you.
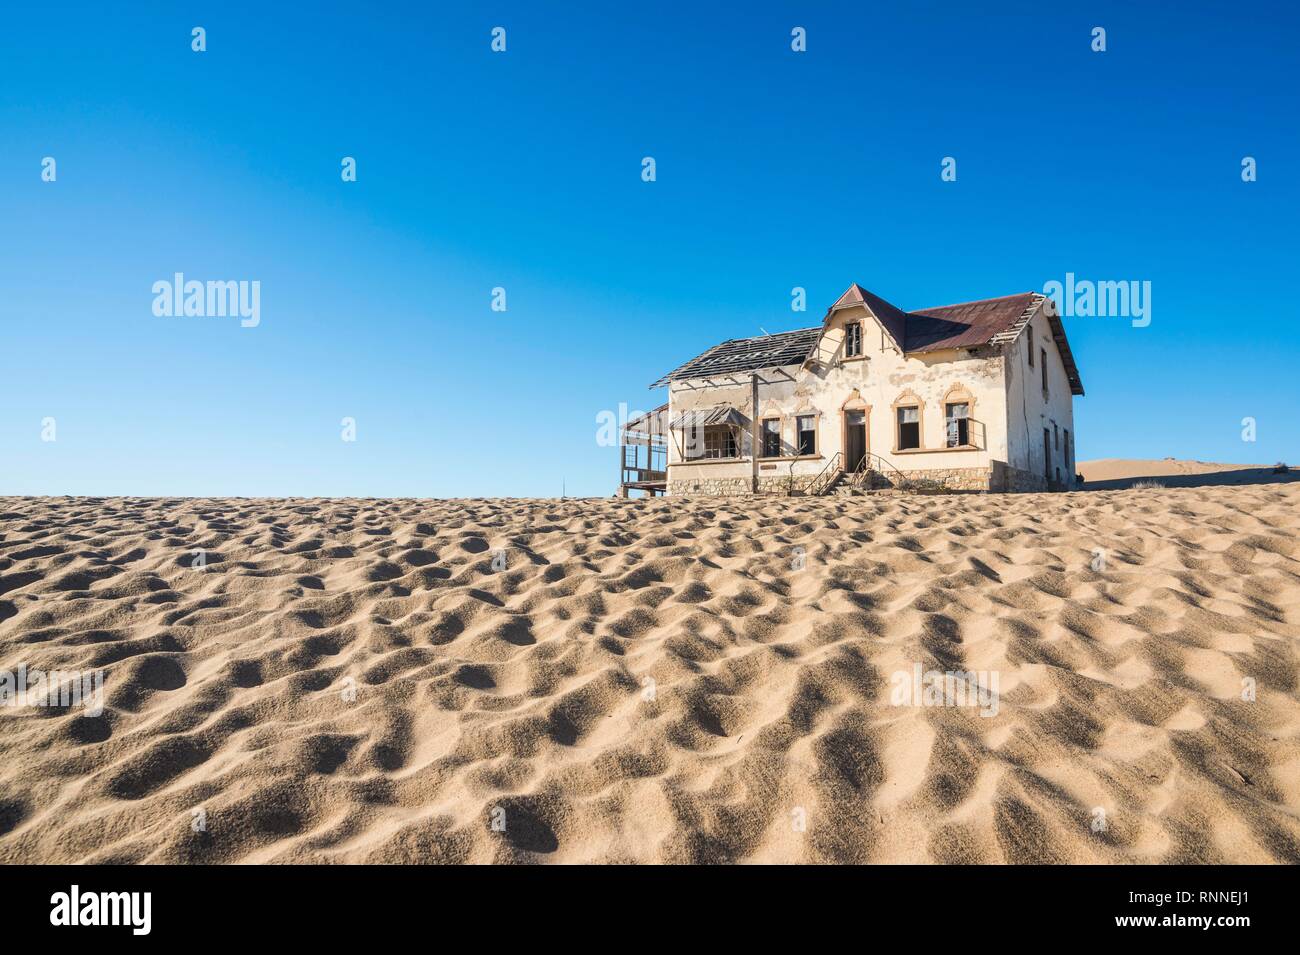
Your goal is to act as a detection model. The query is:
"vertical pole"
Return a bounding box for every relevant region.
[751,372,760,493]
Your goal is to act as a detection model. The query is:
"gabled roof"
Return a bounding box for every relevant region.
[652,285,1084,396]
[649,326,821,388]
[830,283,908,351]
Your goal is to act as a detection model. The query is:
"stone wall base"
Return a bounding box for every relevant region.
[892,466,993,491]
[668,461,1064,495]
[756,475,815,494]
[668,476,753,496]
[989,461,1050,493]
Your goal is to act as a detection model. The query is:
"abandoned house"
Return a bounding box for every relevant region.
[618,284,1084,497]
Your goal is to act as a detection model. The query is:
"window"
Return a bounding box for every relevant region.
[687,425,737,460]
[845,322,863,358]
[703,426,737,459]
[796,415,816,455]
[945,402,970,448]
[761,418,782,458]
[897,406,920,450]
[1064,429,1071,472]
[1053,423,1059,449]
[1027,327,1034,366]
[1041,350,1048,393]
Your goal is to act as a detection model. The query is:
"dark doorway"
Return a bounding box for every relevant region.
[845,410,867,471]
[1043,428,1052,483]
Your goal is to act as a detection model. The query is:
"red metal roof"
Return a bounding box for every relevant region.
[907,292,1043,352]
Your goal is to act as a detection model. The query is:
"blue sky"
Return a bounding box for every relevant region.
[1,1,1296,497]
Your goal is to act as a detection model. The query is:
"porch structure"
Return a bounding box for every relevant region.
[618,403,668,497]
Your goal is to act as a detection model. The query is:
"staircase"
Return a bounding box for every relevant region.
[836,452,922,494]
[800,452,843,496]
[793,451,942,497]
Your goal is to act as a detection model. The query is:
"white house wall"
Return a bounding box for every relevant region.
[666,303,1022,494]
[1004,305,1078,483]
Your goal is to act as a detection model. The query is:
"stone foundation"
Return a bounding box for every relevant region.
[669,460,1064,495]
[671,475,821,495]
[668,476,753,496]
[893,467,994,491]
[877,462,1053,493]
[989,461,1050,492]
[756,474,816,494]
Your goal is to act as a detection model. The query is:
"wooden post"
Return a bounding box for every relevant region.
[750,372,760,493]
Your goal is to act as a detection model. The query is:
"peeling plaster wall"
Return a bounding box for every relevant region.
[869,344,1010,470]
[805,302,1013,474]
[1005,307,1078,483]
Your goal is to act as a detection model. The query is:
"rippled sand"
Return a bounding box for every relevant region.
[1,486,1298,863]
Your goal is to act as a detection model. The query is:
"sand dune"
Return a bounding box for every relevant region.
[1079,458,1290,489]
[1,487,1298,864]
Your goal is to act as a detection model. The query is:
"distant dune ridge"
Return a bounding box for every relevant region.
[1079,457,1291,489]
[1,479,1298,863]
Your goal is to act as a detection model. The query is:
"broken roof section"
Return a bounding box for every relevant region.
[668,406,747,430]
[649,327,821,388]
[624,403,668,436]
[652,285,1084,396]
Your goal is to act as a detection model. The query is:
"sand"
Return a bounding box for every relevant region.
[1080,458,1286,489]
[1,483,1298,864]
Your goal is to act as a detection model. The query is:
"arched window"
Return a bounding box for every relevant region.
[790,403,820,457]
[891,390,923,451]
[941,385,976,449]
[758,402,785,459]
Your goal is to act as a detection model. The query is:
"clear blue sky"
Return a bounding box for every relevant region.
[2,1,1296,497]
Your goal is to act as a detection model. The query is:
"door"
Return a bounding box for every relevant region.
[1043,428,1052,482]
[845,410,867,471]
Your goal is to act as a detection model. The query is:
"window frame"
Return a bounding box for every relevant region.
[891,391,924,452]
[795,414,817,456]
[944,401,971,449]
[940,385,977,450]
[1041,349,1048,394]
[702,425,738,460]
[1027,326,1034,366]
[844,321,864,360]
[684,424,740,461]
[895,405,922,451]
[759,417,783,459]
